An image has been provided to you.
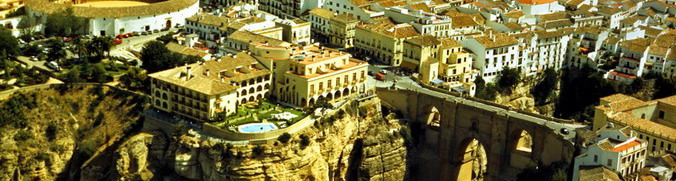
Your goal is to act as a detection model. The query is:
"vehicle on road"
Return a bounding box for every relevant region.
[379,69,388,74]
[132,31,140,36]
[44,61,61,71]
[367,71,375,76]
[113,38,123,45]
[30,56,38,61]
[375,73,385,81]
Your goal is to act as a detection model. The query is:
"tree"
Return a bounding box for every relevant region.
[532,68,558,105]
[91,63,109,83]
[0,27,19,57]
[278,133,291,143]
[61,66,83,83]
[119,67,148,91]
[140,41,200,73]
[474,76,498,101]
[87,36,114,62]
[313,97,333,109]
[497,66,521,94]
[140,41,171,73]
[156,34,173,44]
[299,134,310,148]
[1,50,10,79]
[45,38,67,63]
[252,145,265,156]
[44,7,86,37]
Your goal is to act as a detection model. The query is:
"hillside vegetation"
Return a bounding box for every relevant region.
[0,85,149,180]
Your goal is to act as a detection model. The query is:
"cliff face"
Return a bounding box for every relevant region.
[86,98,409,180]
[0,85,148,181]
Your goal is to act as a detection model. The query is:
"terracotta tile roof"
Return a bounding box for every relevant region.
[608,112,676,141]
[25,0,198,18]
[451,16,479,28]
[534,30,570,39]
[358,18,420,38]
[504,22,524,31]
[578,166,622,181]
[609,140,641,152]
[517,0,556,5]
[597,7,623,15]
[410,3,433,13]
[656,95,676,106]
[473,32,518,48]
[539,12,569,22]
[149,52,270,95]
[574,26,605,35]
[504,10,525,18]
[438,38,461,48]
[309,8,334,19]
[405,34,440,46]
[187,14,231,28]
[166,42,210,58]
[605,36,621,44]
[620,38,653,53]
[228,31,290,47]
[331,13,359,23]
[541,19,574,29]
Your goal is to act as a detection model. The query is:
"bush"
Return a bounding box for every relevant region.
[497,66,521,94]
[78,140,99,158]
[278,133,291,143]
[14,130,32,141]
[252,145,265,156]
[299,134,310,148]
[46,123,59,141]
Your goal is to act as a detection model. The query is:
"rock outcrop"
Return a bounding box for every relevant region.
[88,98,409,180]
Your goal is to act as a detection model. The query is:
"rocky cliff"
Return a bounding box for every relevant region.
[82,98,410,180]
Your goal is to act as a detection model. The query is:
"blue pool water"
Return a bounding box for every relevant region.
[238,123,278,133]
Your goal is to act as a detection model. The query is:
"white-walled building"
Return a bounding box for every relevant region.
[384,7,453,38]
[515,0,565,15]
[572,126,648,181]
[26,0,199,36]
[461,31,520,82]
[567,26,609,68]
[512,30,571,76]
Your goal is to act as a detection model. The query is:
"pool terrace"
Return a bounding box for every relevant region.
[212,100,308,132]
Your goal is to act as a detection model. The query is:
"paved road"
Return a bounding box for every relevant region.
[110,28,179,61]
[16,56,54,74]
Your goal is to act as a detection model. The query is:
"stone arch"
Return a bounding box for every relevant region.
[162,102,168,109]
[249,79,255,85]
[265,83,271,89]
[257,76,263,82]
[241,98,247,104]
[242,89,247,96]
[249,87,255,94]
[301,98,307,107]
[256,94,262,100]
[343,88,349,96]
[308,97,315,107]
[155,91,160,97]
[248,96,254,102]
[162,93,168,99]
[335,90,342,99]
[511,130,533,153]
[257,85,262,92]
[454,137,488,181]
[155,99,160,106]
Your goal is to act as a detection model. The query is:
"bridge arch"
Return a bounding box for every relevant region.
[425,106,441,127]
[453,137,488,181]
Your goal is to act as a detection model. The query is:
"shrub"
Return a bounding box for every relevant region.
[46,123,59,141]
[14,130,32,141]
[34,152,50,161]
[252,145,265,156]
[278,133,291,143]
[299,134,310,148]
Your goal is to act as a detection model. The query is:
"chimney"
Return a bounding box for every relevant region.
[221,77,225,82]
[186,66,192,80]
[205,69,210,76]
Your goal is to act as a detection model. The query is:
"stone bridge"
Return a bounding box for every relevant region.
[376,87,577,181]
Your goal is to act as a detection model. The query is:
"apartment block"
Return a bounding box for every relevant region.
[355,17,420,66]
[573,126,648,181]
[461,31,520,82]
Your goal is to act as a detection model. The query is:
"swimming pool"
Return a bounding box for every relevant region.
[238,123,279,133]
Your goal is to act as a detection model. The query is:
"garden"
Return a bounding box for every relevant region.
[212,99,308,132]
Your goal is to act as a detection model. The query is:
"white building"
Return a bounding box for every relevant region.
[384,7,453,38]
[515,0,565,15]
[573,126,648,181]
[566,26,609,68]
[25,0,199,36]
[461,31,521,82]
[322,0,382,21]
[512,30,571,76]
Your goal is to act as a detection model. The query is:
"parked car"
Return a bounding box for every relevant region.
[44,61,61,71]
[152,29,159,33]
[379,69,388,74]
[126,32,134,37]
[367,71,375,76]
[132,31,140,36]
[375,73,386,81]
[141,31,148,35]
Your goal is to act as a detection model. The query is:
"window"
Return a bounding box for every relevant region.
[607,159,612,166]
[659,110,665,119]
[594,155,598,162]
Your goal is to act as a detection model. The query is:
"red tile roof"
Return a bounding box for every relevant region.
[610,140,641,152]
[517,0,557,5]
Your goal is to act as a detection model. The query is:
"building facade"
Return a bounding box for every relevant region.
[573,126,648,181]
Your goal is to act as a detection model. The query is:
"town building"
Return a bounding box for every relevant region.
[384,7,453,38]
[573,126,648,181]
[223,30,291,53]
[250,43,370,107]
[258,0,320,18]
[355,17,420,66]
[608,38,653,83]
[566,26,609,69]
[408,36,477,95]
[329,13,359,48]
[594,94,676,154]
[148,52,272,121]
[512,29,571,76]
[461,31,520,82]
[275,18,312,45]
[514,0,565,15]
